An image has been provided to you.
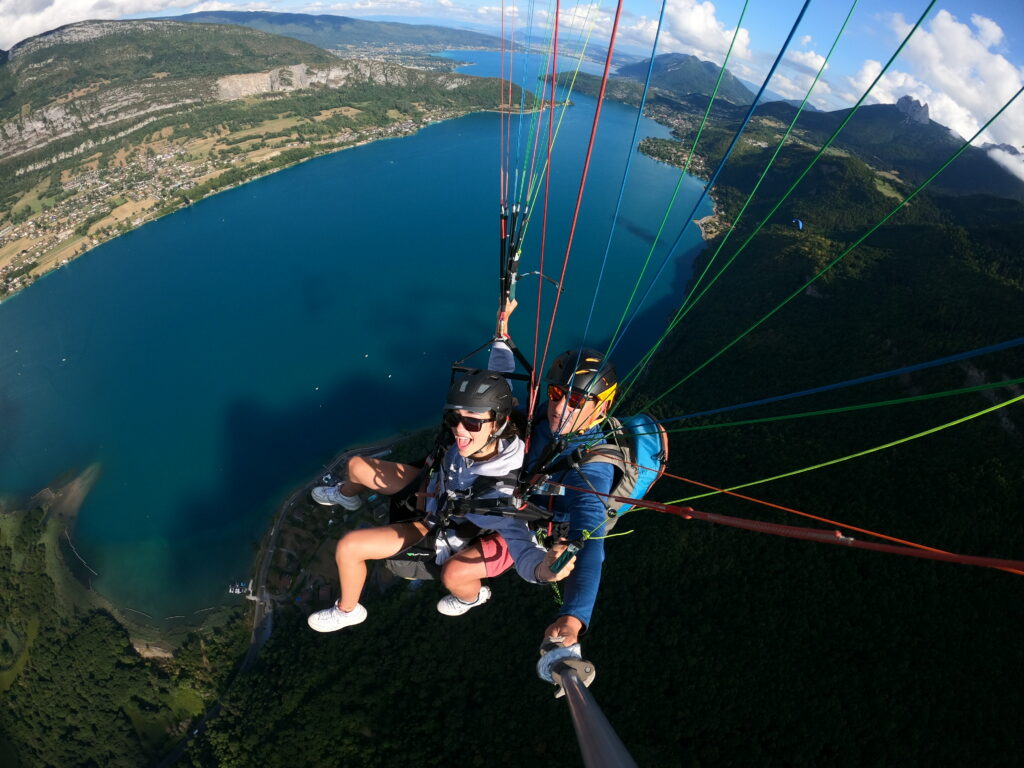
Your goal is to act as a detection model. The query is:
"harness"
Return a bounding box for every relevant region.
[383,452,522,581]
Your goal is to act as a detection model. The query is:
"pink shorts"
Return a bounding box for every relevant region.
[479,533,514,577]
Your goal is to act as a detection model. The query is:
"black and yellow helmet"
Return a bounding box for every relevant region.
[546,348,618,403]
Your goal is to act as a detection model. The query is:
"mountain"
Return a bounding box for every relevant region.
[0,19,337,123]
[617,52,755,105]
[0,19,503,166]
[167,10,503,50]
[754,98,1024,200]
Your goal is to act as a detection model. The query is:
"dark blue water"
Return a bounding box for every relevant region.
[0,51,709,617]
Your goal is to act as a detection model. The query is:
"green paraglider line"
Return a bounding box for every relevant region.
[666,391,1024,504]
[594,377,1024,440]
[614,0,860,402]
[638,80,1024,415]
[615,0,940,409]
[602,0,751,356]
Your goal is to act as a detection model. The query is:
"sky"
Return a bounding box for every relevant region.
[3,0,1023,176]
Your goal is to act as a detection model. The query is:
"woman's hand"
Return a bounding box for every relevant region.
[534,540,576,582]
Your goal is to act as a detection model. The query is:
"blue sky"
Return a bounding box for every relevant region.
[4,0,1022,174]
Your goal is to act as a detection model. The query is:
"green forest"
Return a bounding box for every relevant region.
[0,505,249,767]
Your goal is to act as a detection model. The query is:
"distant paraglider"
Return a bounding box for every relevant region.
[792,218,804,231]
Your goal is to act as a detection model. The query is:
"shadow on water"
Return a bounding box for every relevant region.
[616,216,661,248]
[163,331,468,569]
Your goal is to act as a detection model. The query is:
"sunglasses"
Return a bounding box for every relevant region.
[443,410,495,433]
[547,384,598,410]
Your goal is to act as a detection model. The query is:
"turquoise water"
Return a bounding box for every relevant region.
[0,52,709,617]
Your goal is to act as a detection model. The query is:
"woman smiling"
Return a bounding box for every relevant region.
[307,369,574,633]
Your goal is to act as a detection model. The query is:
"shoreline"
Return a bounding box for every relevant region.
[0,107,487,307]
[242,429,428,665]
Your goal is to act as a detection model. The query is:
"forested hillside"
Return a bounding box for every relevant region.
[0,20,337,121]
[0,499,249,767]
[564,70,1024,200]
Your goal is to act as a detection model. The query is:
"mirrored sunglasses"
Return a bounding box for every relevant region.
[547,384,597,410]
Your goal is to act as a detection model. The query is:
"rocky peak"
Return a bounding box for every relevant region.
[896,95,929,125]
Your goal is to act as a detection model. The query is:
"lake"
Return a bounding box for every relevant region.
[0,50,710,618]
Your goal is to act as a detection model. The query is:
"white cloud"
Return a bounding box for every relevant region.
[799,34,811,47]
[989,148,1024,182]
[618,0,752,65]
[190,1,272,10]
[970,13,1003,49]
[840,11,1023,151]
[475,4,518,19]
[328,0,424,12]
[769,69,831,103]
[787,49,825,71]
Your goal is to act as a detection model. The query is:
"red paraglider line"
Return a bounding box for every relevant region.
[535,0,625,413]
[553,481,1024,575]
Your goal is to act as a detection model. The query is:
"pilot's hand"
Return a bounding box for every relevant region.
[543,614,584,647]
[534,540,576,582]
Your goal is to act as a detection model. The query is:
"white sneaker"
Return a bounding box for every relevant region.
[436,586,492,617]
[307,602,367,632]
[311,485,362,510]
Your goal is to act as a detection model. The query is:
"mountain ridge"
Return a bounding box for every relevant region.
[617,52,755,105]
[165,10,503,50]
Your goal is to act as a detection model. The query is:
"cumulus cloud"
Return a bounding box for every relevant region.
[770,70,831,103]
[787,48,825,72]
[327,0,424,12]
[842,10,1023,152]
[799,34,811,47]
[618,0,752,65]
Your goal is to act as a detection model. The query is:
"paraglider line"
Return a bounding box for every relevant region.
[665,391,1024,505]
[554,480,1024,574]
[600,0,750,363]
[578,0,668,347]
[534,0,626,413]
[639,78,1022,414]
[615,0,860,397]
[605,0,812,362]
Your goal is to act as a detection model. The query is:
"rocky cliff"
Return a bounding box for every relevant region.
[0,19,479,166]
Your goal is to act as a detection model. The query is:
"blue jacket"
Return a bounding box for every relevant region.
[489,341,614,628]
[525,418,615,629]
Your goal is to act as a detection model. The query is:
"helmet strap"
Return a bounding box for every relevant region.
[472,414,508,458]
